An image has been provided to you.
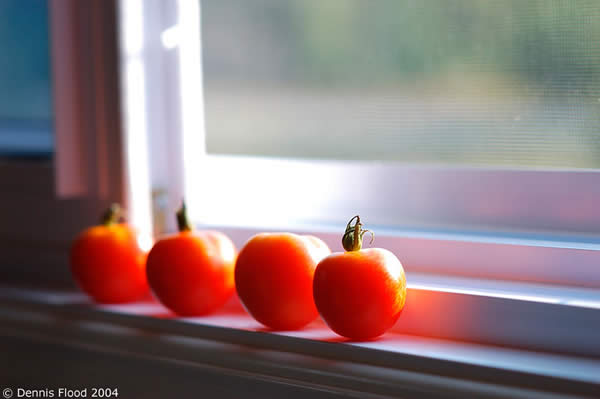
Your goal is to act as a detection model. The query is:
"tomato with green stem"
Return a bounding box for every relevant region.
[146,202,236,316]
[70,204,149,304]
[313,216,406,340]
[235,232,330,330]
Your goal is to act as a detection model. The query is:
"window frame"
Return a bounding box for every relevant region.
[123,1,600,360]
[139,0,600,289]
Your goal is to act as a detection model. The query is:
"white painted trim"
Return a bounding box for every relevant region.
[192,224,600,289]
[190,155,600,236]
[118,0,154,249]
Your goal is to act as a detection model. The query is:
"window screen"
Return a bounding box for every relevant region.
[201,0,600,168]
[0,0,53,158]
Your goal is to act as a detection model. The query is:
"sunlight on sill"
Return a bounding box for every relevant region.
[409,273,600,308]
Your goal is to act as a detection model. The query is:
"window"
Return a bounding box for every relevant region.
[134,0,600,288]
[202,0,600,169]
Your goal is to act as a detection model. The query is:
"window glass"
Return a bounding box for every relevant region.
[0,0,53,158]
[201,0,600,169]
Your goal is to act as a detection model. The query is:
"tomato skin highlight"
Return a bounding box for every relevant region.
[70,223,149,304]
[235,233,331,330]
[146,230,236,316]
[313,248,406,340]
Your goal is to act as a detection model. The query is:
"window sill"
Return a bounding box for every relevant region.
[0,284,598,398]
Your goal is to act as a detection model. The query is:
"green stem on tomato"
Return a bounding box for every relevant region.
[342,215,374,252]
[176,200,194,232]
[100,203,122,226]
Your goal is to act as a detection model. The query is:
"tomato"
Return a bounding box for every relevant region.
[313,216,406,340]
[235,233,330,330]
[146,203,236,316]
[70,204,149,304]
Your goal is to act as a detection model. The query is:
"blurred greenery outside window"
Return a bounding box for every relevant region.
[202,0,600,169]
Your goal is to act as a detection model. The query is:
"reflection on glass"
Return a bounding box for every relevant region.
[202,0,600,168]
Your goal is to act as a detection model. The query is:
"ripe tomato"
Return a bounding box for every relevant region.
[146,203,236,316]
[70,204,149,304]
[235,233,330,330]
[313,216,406,340]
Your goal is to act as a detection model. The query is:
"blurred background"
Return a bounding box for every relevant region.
[201,0,600,168]
[0,0,53,158]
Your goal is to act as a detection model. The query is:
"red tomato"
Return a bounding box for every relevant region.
[70,204,149,304]
[313,216,406,340]
[235,233,330,330]
[146,203,236,316]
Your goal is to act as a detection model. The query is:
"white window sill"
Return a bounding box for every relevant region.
[0,283,598,398]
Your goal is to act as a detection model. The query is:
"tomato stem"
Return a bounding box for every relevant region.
[100,203,122,226]
[176,200,193,232]
[342,215,374,252]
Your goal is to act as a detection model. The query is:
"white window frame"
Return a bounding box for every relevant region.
[134,0,600,289]
[116,0,600,364]
[114,0,600,365]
